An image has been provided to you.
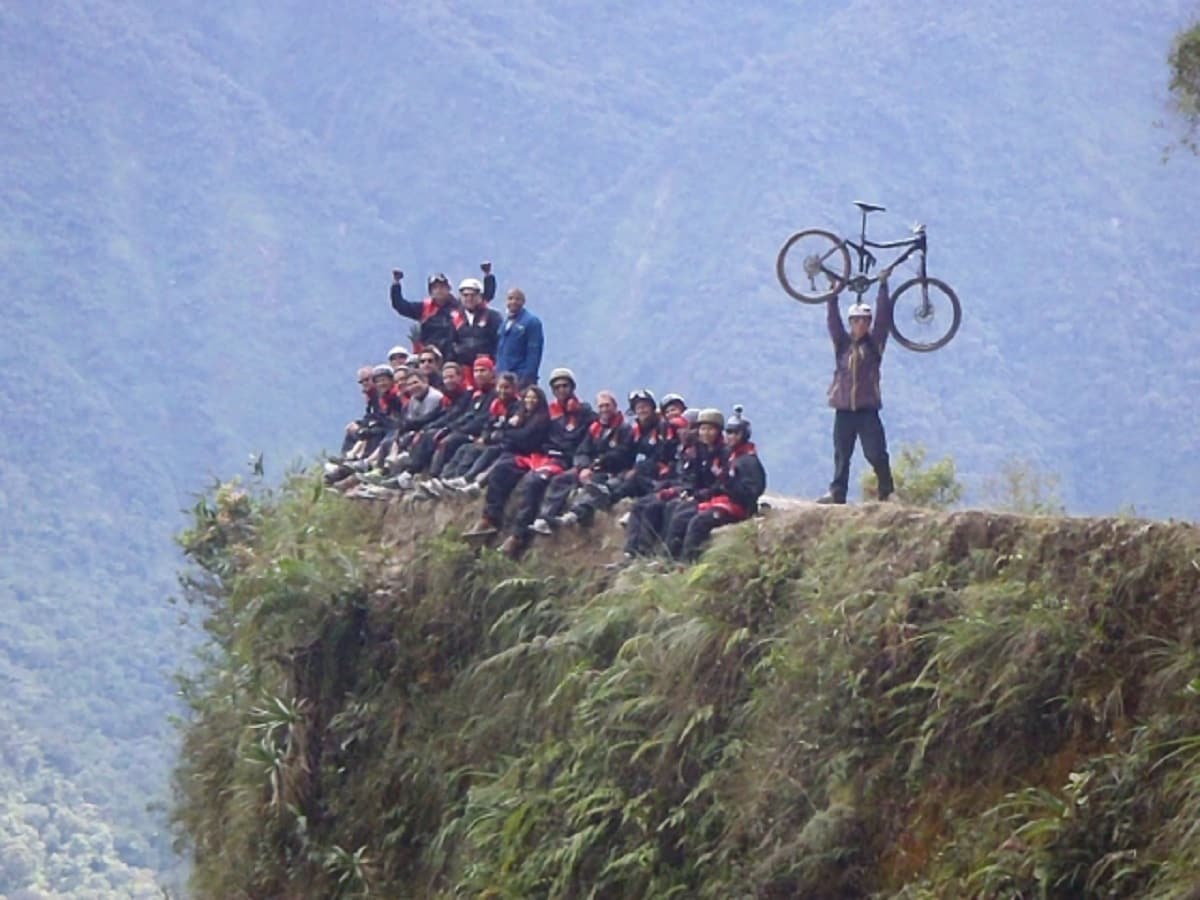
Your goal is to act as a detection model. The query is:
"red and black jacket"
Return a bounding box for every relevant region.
[627,414,680,478]
[499,408,551,453]
[545,398,597,462]
[390,283,463,361]
[356,388,390,438]
[445,387,499,438]
[701,442,766,520]
[483,395,521,444]
[378,384,407,424]
[452,306,503,368]
[572,413,634,473]
[422,383,473,433]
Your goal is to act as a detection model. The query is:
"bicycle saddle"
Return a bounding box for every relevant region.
[853,201,887,213]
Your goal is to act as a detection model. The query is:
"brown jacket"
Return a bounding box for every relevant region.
[826,283,893,411]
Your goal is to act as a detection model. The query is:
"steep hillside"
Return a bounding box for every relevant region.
[3,1,1198,890]
[171,476,1200,898]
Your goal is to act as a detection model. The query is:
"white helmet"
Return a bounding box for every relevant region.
[848,303,873,319]
[459,277,484,293]
[387,345,409,359]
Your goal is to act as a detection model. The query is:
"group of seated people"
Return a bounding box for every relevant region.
[324,268,767,563]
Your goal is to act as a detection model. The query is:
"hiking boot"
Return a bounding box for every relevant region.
[530,518,553,536]
[393,471,415,490]
[616,511,631,528]
[443,476,468,490]
[499,535,523,558]
[554,511,579,528]
[421,478,446,498]
[461,481,483,498]
[464,518,498,538]
[816,492,846,505]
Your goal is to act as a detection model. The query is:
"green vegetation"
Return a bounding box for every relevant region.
[0,716,163,899]
[860,443,964,509]
[983,457,1067,516]
[1168,18,1200,152]
[172,474,1200,898]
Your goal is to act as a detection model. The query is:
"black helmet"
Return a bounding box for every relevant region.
[628,388,657,410]
[724,404,751,440]
[428,272,451,288]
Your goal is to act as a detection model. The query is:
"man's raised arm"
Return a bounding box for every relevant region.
[872,274,894,350]
[390,270,423,320]
[827,296,848,345]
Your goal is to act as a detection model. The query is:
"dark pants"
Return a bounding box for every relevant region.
[466,446,502,482]
[483,456,526,525]
[540,470,581,519]
[665,502,698,559]
[624,495,686,557]
[404,430,441,474]
[442,442,479,478]
[431,432,472,476]
[830,408,893,501]
[510,469,555,536]
[571,470,656,525]
[682,509,734,561]
[443,443,500,480]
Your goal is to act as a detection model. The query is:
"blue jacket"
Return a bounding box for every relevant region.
[495,308,544,386]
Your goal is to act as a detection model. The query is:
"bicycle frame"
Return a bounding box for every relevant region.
[838,208,927,294]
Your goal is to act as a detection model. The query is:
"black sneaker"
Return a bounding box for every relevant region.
[815,493,846,505]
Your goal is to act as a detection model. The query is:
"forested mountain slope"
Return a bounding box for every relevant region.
[1,0,1197,892]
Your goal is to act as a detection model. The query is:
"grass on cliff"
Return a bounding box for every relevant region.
[172,473,1200,898]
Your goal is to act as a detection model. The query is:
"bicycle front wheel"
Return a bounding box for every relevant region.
[889,277,961,352]
[775,228,851,304]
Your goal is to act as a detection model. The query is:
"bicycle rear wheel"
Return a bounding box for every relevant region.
[775,229,851,303]
[889,277,961,352]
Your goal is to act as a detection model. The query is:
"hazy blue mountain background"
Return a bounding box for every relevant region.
[2,0,1198,892]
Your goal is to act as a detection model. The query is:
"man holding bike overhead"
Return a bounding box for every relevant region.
[817,267,896,504]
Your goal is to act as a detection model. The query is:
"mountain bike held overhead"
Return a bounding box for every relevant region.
[776,201,962,352]
[775,202,961,503]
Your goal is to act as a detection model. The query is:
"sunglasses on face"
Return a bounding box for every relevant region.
[419,357,437,364]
